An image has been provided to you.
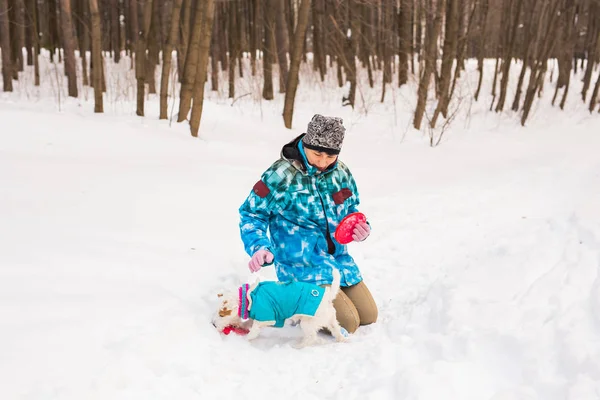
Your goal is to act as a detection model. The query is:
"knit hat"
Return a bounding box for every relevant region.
[302,114,345,155]
[238,284,250,319]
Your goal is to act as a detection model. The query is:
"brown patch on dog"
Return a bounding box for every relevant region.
[217,293,223,298]
[219,308,232,317]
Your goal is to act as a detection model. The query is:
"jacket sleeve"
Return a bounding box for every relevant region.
[345,169,371,230]
[346,169,361,215]
[239,161,289,257]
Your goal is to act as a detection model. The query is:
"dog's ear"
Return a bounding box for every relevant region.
[217,293,223,298]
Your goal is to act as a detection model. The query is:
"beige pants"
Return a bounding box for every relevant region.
[333,281,378,334]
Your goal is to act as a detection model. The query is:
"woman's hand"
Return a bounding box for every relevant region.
[352,222,371,242]
[249,249,274,272]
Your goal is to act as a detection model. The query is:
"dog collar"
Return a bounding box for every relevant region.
[238,284,250,319]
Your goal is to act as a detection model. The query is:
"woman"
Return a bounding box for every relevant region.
[238,114,377,333]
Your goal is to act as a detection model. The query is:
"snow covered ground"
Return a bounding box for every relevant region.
[1,54,600,399]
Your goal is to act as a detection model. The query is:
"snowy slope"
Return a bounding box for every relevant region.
[1,55,600,399]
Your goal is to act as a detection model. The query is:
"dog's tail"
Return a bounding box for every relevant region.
[329,268,341,300]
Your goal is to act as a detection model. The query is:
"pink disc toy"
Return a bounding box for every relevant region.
[334,212,367,244]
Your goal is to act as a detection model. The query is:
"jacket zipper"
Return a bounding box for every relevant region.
[316,177,336,255]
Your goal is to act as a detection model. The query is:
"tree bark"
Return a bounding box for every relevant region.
[80,0,91,86]
[283,0,311,129]
[313,0,326,81]
[228,0,239,98]
[178,0,206,121]
[582,0,599,101]
[110,0,121,63]
[25,0,33,66]
[178,0,192,81]
[48,0,59,62]
[413,0,445,130]
[589,70,600,112]
[129,0,139,70]
[189,0,216,137]
[398,0,412,87]
[145,0,160,95]
[262,0,276,100]
[521,0,562,125]
[0,0,13,91]
[136,0,154,116]
[10,0,25,73]
[554,0,578,109]
[210,10,219,91]
[431,0,459,128]
[512,0,541,111]
[275,0,289,93]
[59,0,78,97]
[89,0,103,112]
[474,0,489,100]
[160,0,183,119]
[495,0,524,112]
[25,0,40,85]
[346,0,360,108]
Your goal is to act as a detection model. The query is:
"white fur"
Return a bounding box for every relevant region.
[212,270,346,348]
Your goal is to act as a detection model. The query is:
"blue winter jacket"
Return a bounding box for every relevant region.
[239,134,364,287]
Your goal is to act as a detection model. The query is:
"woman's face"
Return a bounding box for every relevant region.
[305,148,338,172]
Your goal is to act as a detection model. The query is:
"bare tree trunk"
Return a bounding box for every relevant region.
[275,0,289,93]
[25,0,33,66]
[283,0,311,129]
[415,0,422,63]
[10,0,25,73]
[414,0,445,130]
[262,0,276,100]
[74,0,89,86]
[554,0,578,109]
[228,0,239,98]
[344,0,359,108]
[361,1,374,88]
[178,0,206,121]
[474,0,489,100]
[313,0,326,81]
[189,0,216,137]
[285,0,295,51]
[210,11,219,91]
[448,0,476,103]
[0,0,13,91]
[521,0,562,125]
[218,6,228,71]
[178,0,191,81]
[48,0,59,62]
[59,0,78,97]
[381,0,393,103]
[431,0,459,128]
[129,0,139,70]
[110,0,120,63]
[495,0,524,112]
[249,0,259,75]
[398,0,412,86]
[145,0,160,95]
[582,0,599,101]
[25,0,40,86]
[136,0,154,116]
[160,0,183,119]
[512,0,541,111]
[89,0,103,112]
[589,69,600,112]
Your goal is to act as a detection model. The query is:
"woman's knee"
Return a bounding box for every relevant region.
[342,281,378,326]
[333,290,360,333]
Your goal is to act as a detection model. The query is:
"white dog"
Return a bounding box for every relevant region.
[213,269,347,348]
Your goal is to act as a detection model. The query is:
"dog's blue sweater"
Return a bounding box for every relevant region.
[249,281,326,328]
